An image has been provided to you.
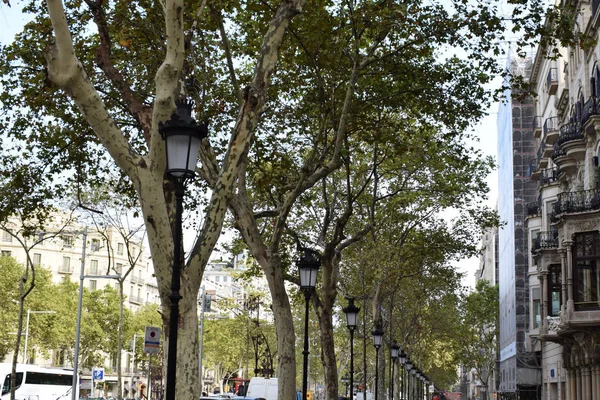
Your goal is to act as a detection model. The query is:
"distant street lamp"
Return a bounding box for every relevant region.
[342,374,350,397]
[372,326,383,400]
[23,309,56,364]
[398,349,406,400]
[390,341,399,400]
[410,368,418,400]
[298,249,321,400]
[405,357,413,400]
[160,98,208,400]
[343,297,360,400]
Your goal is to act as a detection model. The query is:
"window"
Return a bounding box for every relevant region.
[117,243,124,255]
[573,232,600,310]
[91,239,100,252]
[2,229,12,242]
[25,372,71,385]
[62,257,71,272]
[89,280,97,291]
[89,260,98,275]
[1,250,11,257]
[2,372,23,395]
[548,264,562,316]
[215,275,220,283]
[33,253,41,267]
[546,201,557,230]
[63,236,73,248]
[116,263,123,275]
[532,287,541,328]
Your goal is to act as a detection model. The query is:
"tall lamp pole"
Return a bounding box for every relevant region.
[410,368,417,400]
[160,98,208,400]
[398,349,406,400]
[372,326,383,400]
[405,357,413,400]
[343,298,360,400]
[298,249,321,400]
[341,374,350,398]
[390,341,399,400]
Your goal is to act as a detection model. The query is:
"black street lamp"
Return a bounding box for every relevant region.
[160,98,208,400]
[298,249,321,400]
[343,297,360,400]
[398,349,406,400]
[390,341,399,400]
[372,326,383,400]
[410,368,418,400]
[405,357,413,400]
[342,374,350,398]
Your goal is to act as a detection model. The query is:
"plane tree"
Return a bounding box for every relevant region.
[0,0,569,398]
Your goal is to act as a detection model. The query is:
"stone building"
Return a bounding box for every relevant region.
[525,0,600,397]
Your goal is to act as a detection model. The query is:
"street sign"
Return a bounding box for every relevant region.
[144,326,161,354]
[92,368,104,382]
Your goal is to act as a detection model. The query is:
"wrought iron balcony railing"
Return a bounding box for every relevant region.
[532,231,559,253]
[539,167,558,185]
[551,141,566,161]
[554,188,600,216]
[543,116,558,136]
[556,121,583,147]
[582,96,597,125]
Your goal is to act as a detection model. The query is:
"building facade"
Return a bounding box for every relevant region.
[525,0,600,397]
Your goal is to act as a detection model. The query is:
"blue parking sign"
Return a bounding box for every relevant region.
[93,368,104,382]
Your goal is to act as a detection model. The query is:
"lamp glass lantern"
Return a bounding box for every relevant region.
[372,326,384,349]
[159,99,208,180]
[391,341,400,359]
[298,250,321,291]
[405,358,413,371]
[343,298,360,330]
[341,374,349,385]
[398,349,407,365]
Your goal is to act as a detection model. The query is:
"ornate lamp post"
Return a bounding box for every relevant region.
[398,349,406,400]
[343,297,360,400]
[410,368,418,400]
[160,98,208,400]
[390,341,399,400]
[342,374,350,398]
[372,326,384,400]
[405,357,413,400]
[298,249,321,400]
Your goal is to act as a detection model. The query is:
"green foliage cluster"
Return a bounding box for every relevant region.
[0,255,161,371]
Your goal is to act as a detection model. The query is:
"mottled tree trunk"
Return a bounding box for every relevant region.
[315,298,338,400]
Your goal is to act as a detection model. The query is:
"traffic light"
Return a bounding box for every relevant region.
[306,392,312,400]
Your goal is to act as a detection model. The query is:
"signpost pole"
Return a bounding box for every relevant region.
[147,354,152,400]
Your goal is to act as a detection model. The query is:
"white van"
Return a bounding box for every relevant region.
[0,363,73,400]
[245,377,277,400]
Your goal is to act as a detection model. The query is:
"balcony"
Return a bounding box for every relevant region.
[526,201,540,217]
[533,116,542,138]
[543,116,559,144]
[531,231,559,253]
[129,295,143,304]
[539,167,558,185]
[58,265,73,274]
[131,276,145,285]
[546,68,558,95]
[554,189,600,218]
